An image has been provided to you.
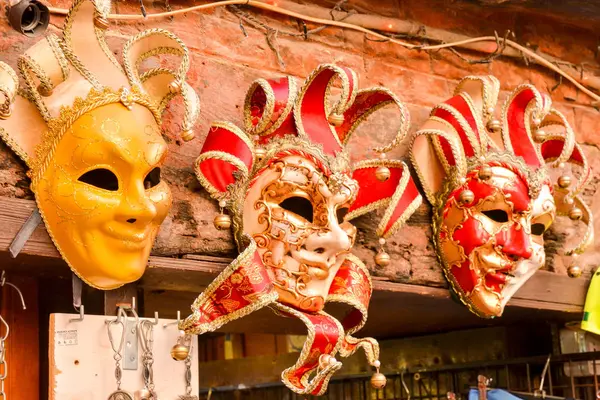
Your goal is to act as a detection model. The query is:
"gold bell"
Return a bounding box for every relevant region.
[319,354,333,369]
[533,129,547,143]
[94,16,110,30]
[214,213,232,230]
[169,80,181,94]
[371,372,387,390]
[569,207,583,221]
[38,85,53,97]
[375,166,391,182]
[558,175,571,189]
[375,250,391,267]
[181,130,195,142]
[170,343,190,361]
[568,265,582,278]
[328,113,344,127]
[486,119,501,132]
[458,189,475,205]
[134,388,151,400]
[478,165,492,180]
[255,147,267,162]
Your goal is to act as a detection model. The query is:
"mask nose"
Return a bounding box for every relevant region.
[116,183,157,226]
[497,218,533,261]
[304,215,353,266]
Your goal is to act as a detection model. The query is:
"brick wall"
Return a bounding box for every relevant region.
[0,0,597,287]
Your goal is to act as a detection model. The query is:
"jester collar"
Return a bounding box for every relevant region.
[180,64,422,395]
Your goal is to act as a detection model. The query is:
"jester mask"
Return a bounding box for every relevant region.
[181,65,422,395]
[0,0,199,289]
[411,76,593,318]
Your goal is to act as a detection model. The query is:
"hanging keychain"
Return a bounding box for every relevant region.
[107,313,133,400]
[136,319,157,400]
[179,336,197,400]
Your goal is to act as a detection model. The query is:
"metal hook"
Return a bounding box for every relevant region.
[69,304,85,323]
[0,315,9,341]
[535,354,551,398]
[151,311,159,325]
[401,368,411,400]
[0,271,26,310]
[163,310,181,328]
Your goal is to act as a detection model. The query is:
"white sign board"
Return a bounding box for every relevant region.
[50,313,198,400]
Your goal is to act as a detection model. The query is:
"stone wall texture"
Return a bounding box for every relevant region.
[0,0,598,288]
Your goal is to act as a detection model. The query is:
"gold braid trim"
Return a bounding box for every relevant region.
[46,34,71,83]
[274,303,345,396]
[29,86,161,187]
[294,64,352,149]
[179,237,278,334]
[17,55,53,121]
[61,0,103,89]
[344,159,403,221]
[123,28,190,86]
[244,78,275,135]
[326,253,371,334]
[0,126,29,165]
[340,87,411,155]
[243,77,298,137]
[95,26,125,74]
[500,83,546,166]
[410,127,466,206]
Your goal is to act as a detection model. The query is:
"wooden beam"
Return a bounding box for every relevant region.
[0,195,588,338]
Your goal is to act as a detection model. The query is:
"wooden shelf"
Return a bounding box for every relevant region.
[0,196,588,338]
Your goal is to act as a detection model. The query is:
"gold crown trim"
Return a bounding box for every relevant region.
[29,85,161,186]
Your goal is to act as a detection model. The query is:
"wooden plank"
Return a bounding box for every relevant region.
[0,195,589,339]
[2,275,39,400]
[49,313,199,399]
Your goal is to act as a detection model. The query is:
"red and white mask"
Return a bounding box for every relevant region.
[182,65,422,395]
[412,76,593,318]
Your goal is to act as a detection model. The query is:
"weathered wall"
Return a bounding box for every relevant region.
[0,0,598,287]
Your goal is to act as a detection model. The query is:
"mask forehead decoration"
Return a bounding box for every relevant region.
[0,0,199,289]
[410,76,593,318]
[180,65,422,395]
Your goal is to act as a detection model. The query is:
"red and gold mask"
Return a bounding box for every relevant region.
[0,0,199,289]
[181,65,422,395]
[411,76,593,318]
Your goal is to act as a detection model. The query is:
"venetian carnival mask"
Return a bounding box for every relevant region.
[0,0,199,289]
[411,76,593,318]
[181,65,422,395]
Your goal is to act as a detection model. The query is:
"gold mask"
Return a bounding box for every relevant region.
[0,0,199,289]
[35,105,171,288]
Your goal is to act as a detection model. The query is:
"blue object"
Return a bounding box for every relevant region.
[469,388,524,400]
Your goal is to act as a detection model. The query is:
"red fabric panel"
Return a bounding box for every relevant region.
[506,89,542,168]
[541,139,584,163]
[349,166,403,213]
[382,176,420,234]
[299,69,343,156]
[199,126,253,193]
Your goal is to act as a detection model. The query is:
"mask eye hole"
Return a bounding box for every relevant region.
[336,207,349,224]
[279,196,314,222]
[144,167,161,189]
[531,223,546,236]
[482,209,509,223]
[78,168,119,191]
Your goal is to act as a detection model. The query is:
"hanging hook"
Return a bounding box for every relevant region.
[1,271,26,310]
[163,310,181,328]
[0,315,9,341]
[401,368,411,400]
